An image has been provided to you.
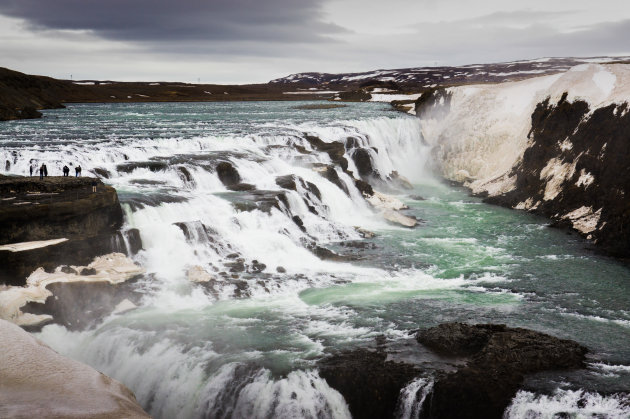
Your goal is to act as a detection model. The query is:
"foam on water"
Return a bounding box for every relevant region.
[505,389,630,419]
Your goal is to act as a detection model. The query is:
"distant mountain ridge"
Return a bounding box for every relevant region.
[270,57,630,89]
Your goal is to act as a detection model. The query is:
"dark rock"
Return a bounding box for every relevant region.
[318,165,349,195]
[216,161,241,186]
[352,148,378,179]
[226,260,245,273]
[275,175,297,191]
[418,323,588,419]
[345,136,360,149]
[0,176,124,285]
[483,97,630,257]
[250,260,266,273]
[91,168,111,179]
[318,349,419,419]
[116,161,168,173]
[276,266,286,273]
[354,179,374,196]
[338,90,372,102]
[292,215,306,232]
[227,182,256,191]
[177,166,194,184]
[60,266,77,275]
[409,195,425,201]
[123,228,143,255]
[21,277,142,331]
[80,267,97,276]
[303,135,349,171]
[19,106,42,119]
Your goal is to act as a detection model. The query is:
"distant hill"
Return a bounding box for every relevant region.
[2,56,629,121]
[270,57,630,90]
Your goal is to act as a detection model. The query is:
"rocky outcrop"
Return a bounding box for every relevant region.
[417,323,587,418]
[216,161,242,187]
[0,176,127,285]
[318,323,587,419]
[485,96,630,256]
[0,319,150,418]
[318,349,420,419]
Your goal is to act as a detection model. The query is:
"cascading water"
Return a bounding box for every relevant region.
[2,101,630,418]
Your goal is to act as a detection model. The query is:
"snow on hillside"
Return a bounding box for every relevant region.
[419,64,630,195]
[270,57,630,88]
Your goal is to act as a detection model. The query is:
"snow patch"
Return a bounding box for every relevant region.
[539,157,577,201]
[576,169,595,188]
[562,206,602,234]
[0,238,68,252]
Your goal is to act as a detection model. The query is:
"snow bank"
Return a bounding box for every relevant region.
[0,319,149,418]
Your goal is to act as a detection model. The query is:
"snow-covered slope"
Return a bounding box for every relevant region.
[417,63,630,255]
[0,319,149,418]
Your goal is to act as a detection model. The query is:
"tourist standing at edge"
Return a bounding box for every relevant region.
[43,164,48,177]
[39,164,44,180]
[29,165,33,176]
[75,165,82,177]
[63,165,69,177]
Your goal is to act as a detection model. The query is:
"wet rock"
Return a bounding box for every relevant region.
[345,136,360,149]
[318,349,419,419]
[409,195,425,201]
[80,267,97,276]
[309,245,353,261]
[19,106,42,119]
[227,182,256,191]
[275,175,297,191]
[226,260,245,273]
[123,228,143,255]
[216,161,241,187]
[229,190,289,214]
[21,276,143,332]
[91,167,111,179]
[352,148,378,179]
[418,323,588,419]
[249,260,266,273]
[338,90,372,102]
[354,179,374,197]
[116,161,168,173]
[354,227,375,238]
[292,215,306,232]
[303,135,349,171]
[316,165,349,195]
[177,166,193,184]
[276,266,286,273]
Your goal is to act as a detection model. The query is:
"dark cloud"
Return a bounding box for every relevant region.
[0,0,347,43]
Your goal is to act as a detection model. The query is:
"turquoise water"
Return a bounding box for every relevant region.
[2,101,629,417]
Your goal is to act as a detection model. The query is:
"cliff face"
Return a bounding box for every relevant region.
[0,176,128,285]
[0,67,67,121]
[417,64,630,257]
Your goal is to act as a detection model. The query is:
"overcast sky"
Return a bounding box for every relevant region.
[0,0,629,83]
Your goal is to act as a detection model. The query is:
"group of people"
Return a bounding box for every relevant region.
[30,163,82,179]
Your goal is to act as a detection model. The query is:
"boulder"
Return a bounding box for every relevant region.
[318,349,419,419]
[216,161,241,186]
[352,148,378,178]
[303,135,349,171]
[417,323,587,419]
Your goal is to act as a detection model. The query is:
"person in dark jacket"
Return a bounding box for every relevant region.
[39,164,44,180]
[63,165,69,177]
[42,164,48,177]
[29,165,33,176]
[91,180,97,193]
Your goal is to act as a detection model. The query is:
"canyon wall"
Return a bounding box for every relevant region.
[417,64,630,257]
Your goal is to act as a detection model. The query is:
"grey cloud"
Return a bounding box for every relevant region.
[0,0,347,43]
